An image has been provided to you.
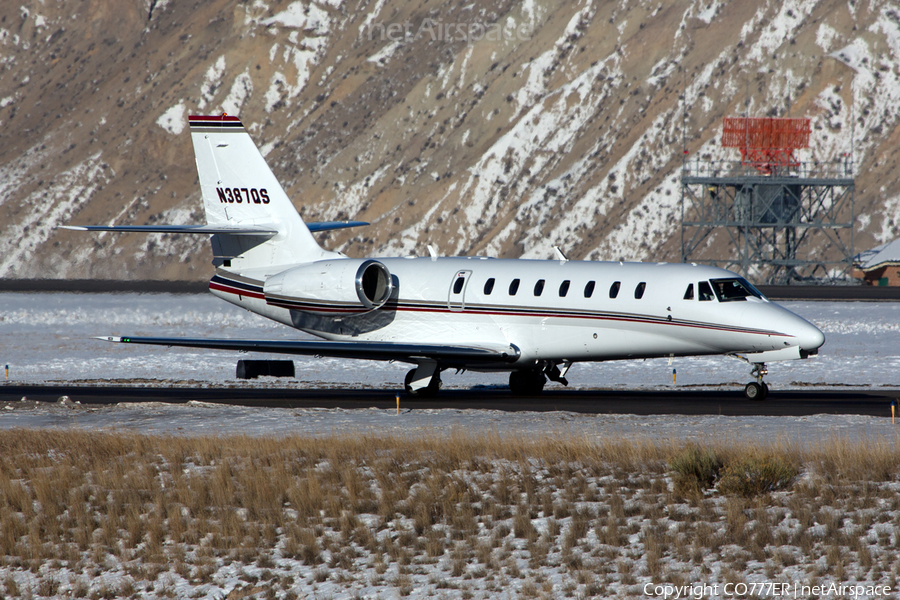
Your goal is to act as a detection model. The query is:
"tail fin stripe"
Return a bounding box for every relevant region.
[189,115,243,129]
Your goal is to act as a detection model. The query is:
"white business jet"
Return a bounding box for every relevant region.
[64,115,825,399]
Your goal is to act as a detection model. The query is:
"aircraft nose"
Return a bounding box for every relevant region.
[795,318,825,352]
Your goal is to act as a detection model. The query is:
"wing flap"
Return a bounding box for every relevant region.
[97,336,520,365]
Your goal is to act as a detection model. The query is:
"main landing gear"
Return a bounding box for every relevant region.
[509,369,546,396]
[404,367,442,397]
[744,363,769,400]
[508,362,570,396]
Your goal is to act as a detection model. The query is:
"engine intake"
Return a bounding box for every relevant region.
[356,260,393,309]
[263,259,394,315]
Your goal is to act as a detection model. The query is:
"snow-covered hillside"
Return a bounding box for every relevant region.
[0,0,898,280]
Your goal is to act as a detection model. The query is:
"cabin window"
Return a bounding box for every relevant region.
[509,279,520,296]
[698,281,714,301]
[559,280,570,297]
[484,278,495,295]
[683,284,694,300]
[634,282,646,299]
[584,280,596,298]
[534,279,545,296]
[453,276,465,294]
[710,278,764,302]
[609,281,621,298]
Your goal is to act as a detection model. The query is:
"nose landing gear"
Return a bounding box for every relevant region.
[744,363,769,400]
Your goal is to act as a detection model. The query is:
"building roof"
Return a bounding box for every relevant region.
[854,238,900,272]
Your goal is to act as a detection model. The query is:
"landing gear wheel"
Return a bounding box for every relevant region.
[404,369,441,398]
[743,362,770,400]
[509,369,546,396]
[744,382,764,400]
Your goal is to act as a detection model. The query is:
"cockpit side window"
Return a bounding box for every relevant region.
[683,284,694,300]
[710,278,764,302]
[698,281,714,301]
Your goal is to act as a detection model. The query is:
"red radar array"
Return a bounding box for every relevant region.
[721,117,810,175]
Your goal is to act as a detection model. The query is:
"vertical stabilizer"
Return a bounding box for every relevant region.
[189,115,339,269]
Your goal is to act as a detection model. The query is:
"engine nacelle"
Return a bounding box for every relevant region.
[263,259,394,315]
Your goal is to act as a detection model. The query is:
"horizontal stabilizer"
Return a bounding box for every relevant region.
[61,221,367,234]
[60,225,277,236]
[96,336,520,366]
[307,221,369,232]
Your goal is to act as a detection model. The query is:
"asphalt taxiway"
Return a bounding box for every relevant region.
[2,385,899,418]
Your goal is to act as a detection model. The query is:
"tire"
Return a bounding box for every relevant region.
[236,360,257,379]
[744,382,763,400]
[760,382,769,400]
[236,360,295,379]
[509,369,546,396]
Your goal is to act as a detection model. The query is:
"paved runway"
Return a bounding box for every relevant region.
[2,384,898,417]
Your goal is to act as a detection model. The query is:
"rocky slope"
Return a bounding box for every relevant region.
[0,0,898,281]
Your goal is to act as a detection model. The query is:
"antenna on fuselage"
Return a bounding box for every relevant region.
[553,246,568,262]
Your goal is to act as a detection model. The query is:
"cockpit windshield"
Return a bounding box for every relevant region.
[709,278,766,302]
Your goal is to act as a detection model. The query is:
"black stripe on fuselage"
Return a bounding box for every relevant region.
[209,274,787,338]
[209,274,264,297]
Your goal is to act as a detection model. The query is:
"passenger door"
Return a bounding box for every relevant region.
[448,270,472,312]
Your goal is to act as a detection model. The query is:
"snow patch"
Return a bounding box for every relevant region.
[358,0,389,36]
[696,0,721,24]
[829,38,871,72]
[198,56,227,110]
[745,0,819,63]
[875,196,900,244]
[263,1,330,35]
[815,22,839,52]
[219,71,253,116]
[367,40,401,66]
[156,102,186,135]
[0,153,108,278]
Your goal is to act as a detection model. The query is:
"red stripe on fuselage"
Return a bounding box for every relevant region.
[209,279,791,338]
[209,281,265,299]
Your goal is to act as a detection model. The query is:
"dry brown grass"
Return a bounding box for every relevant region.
[0,429,897,597]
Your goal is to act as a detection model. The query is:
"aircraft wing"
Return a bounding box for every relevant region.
[97,336,520,365]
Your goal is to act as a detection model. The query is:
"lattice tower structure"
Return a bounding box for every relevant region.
[680,117,853,285]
